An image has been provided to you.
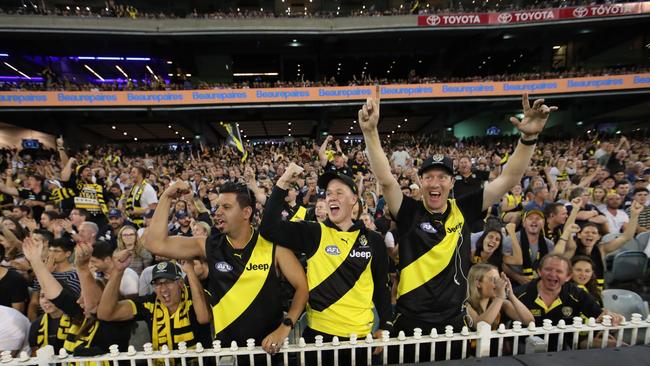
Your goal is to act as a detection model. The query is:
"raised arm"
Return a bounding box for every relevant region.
[97,250,136,322]
[578,166,600,188]
[22,237,62,300]
[318,136,333,168]
[259,163,320,253]
[180,260,212,325]
[552,197,582,255]
[483,94,557,210]
[0,169,19,197]
[359,87,402,218]
[142,181,206,260]
[502,223,523,266]
[244,166,267,206]
[600,201,643,254]
[74,241,103,312]
[56,136,69,167]
[60,157,76,182]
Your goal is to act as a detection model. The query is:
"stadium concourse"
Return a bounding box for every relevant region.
[0,0,650,364]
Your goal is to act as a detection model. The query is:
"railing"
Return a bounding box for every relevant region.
[3,314,650,366]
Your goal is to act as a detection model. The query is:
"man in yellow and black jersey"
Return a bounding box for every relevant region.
[125,166,158,228]
[61,158,109,228]
[97,256,212,351]
[281,184,307,222]
[28,286,73,354]
[359,90,557,357]
[543,202,568,244]
[515,254,622,350]
[260,165,392,349]
[143,181,308,355]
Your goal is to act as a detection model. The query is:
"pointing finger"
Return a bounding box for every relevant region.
[521,93,530,111]
[375,85,381,103]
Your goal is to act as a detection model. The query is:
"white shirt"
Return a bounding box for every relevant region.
[139,183,158,208]
[603,209,629,234]
[120,268,140,297]
[0,305,30,354]
[384,231,396,249]
[390,150,411,168]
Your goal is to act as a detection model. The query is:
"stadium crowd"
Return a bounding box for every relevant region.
[0,93,649,362]
[1,66,647,93]
[0,0,637,19]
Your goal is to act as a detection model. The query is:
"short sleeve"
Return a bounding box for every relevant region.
[576,286,602,318]
[128,296,154,322]
[502,235,514,255]
[395,194,420,234]
[8,271,29,304]
[140,185,158,207]
[384,232,395,248]
[50,286,83,318]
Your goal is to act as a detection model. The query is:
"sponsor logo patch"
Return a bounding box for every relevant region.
[420,222,437,234]
[215,261,233,273]
[325,245,341,255]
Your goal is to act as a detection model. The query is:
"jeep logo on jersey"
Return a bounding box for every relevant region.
[349,249,371,259]
[325,245,341,255]
[215,261,233,273]
[420,222,437,234]
[246,263,270,271]
[447,222,463,234]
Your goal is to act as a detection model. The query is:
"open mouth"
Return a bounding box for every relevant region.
[329,204,340,216]
[429,191,441,199]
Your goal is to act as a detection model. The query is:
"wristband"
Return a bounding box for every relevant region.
[519,137,538,146]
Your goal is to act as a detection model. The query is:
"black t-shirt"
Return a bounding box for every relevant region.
[395,188,484,324]
[169,226,193,237]
[516,279,601,350]
[452,170,489,199]
[0,268,29,307]
[348,160,369,176]
[18,187,50,223]
[324,162,352,177]
[51,286,132,354]
[129,292,212,349]
[29,314,65,353]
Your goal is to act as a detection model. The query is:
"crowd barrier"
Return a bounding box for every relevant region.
[0,73,649,108]
[3,313,650,366]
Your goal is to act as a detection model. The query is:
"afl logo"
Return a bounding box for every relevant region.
[325,245,341,255]
[572,7,588,17]
[215,261,233,273]
[420,222,437,234]
[497,13,512,23]
[426,15,441,25]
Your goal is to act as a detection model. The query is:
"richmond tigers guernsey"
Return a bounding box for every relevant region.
[204,231,284,345]
[394,189,484,324]
[127,287,212,351]
[260,186,392,337]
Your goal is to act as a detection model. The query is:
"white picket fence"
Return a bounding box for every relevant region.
[3,314,650,366]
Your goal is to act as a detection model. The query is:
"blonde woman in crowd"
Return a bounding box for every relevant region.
[116,225,152,275]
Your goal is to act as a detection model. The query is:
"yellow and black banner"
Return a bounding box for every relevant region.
[220,121,248,163]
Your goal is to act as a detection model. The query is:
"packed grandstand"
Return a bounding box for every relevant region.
[0,0,649,365]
